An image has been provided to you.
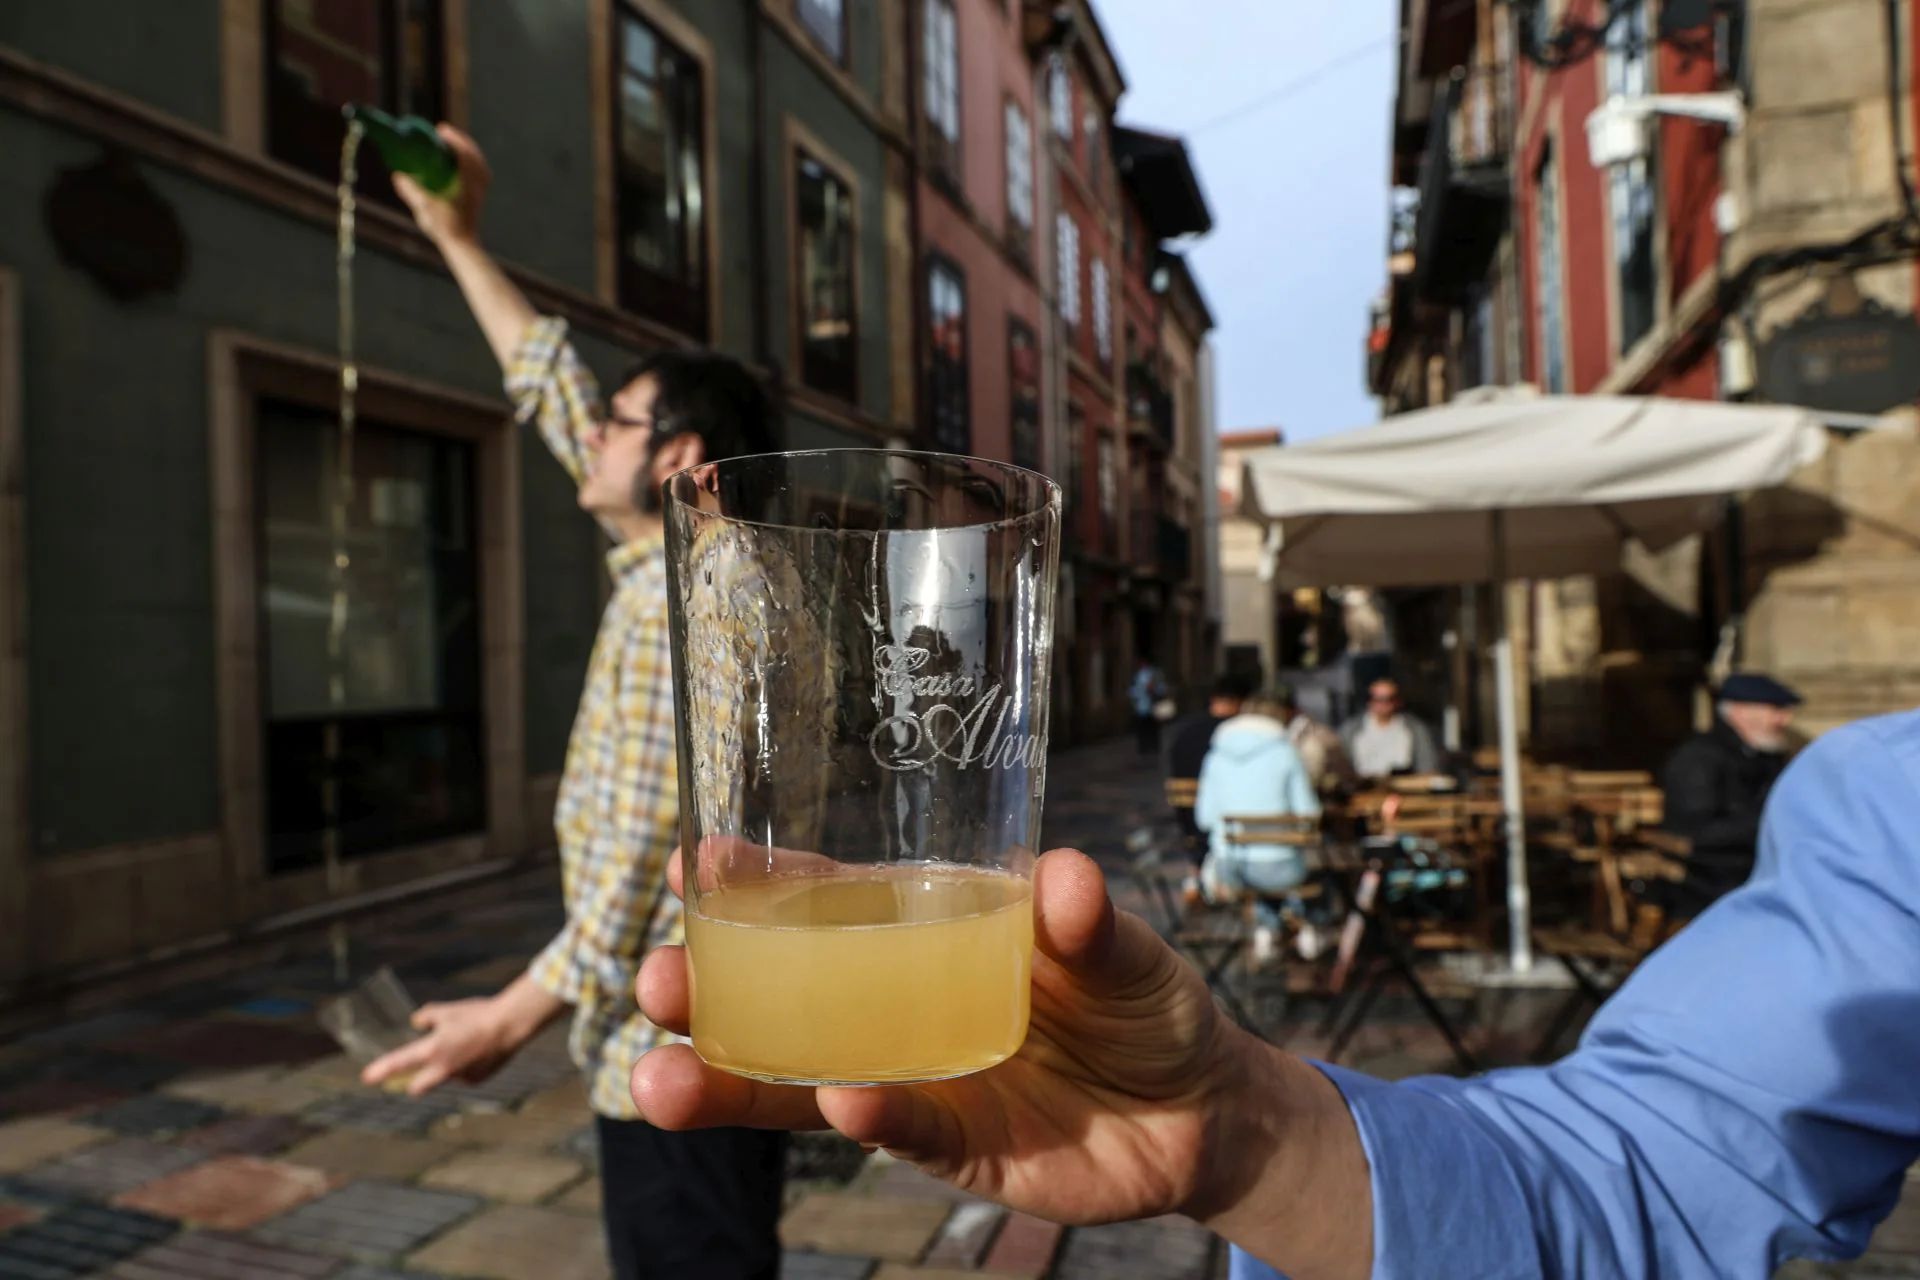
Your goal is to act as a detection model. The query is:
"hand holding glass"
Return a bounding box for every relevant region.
[663,450,1059,1086]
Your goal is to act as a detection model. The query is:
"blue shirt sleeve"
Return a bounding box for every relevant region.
[1314,710,1920,1279]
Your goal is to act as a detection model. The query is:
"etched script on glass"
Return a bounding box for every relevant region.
[869,643,1046,772]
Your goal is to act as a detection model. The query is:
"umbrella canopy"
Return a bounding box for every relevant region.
[1240,388,1828,586]
[1235,388,1828,971]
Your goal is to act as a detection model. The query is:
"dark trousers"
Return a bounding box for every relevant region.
[1134,714,1161,755]
[596,1115,787,1280]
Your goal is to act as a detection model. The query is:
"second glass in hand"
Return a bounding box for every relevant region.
[664,450,1059,1086]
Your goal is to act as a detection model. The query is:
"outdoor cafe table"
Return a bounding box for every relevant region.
[1301,830,1482,1074]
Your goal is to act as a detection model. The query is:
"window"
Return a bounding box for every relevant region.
[1606,1,1658,353]
[1096,433,1118,551]
[923,0,961,177]
[926,257,970,453]
[1005,100,1035,254]
[796,0,846,64]
[614,8,710,337]
[1048,56,1073,140]
[258,398,484,872]
[1056,213,1081,328]
[265,0,443,192]
[1082,108,1103,191]
[1533,145,1567,394]
[1091,258,1112,365]
[1008,317,1041,471]
[1065,403,1087,525]
[796,148,859,401]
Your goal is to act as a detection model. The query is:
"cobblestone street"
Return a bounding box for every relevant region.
[0,737,1914,1278]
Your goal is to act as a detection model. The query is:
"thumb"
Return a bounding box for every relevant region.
[1031,847,1181,1003]
[411,1004,445,1031]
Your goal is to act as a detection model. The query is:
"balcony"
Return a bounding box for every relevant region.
[1412,62,1511,305]
[1126,361,1175,450]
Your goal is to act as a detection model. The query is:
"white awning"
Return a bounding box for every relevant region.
[1239,388,1827,588]
[1233,387,1828,971]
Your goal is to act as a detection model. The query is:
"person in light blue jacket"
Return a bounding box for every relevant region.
[1194,693,1322,936]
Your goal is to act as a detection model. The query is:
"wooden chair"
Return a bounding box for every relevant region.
[1529,818,1689,1061]
[1166,777,1200,811]
[1128,820,1271,1033]
[1385,774,1460,795]
[1569,769,1655,793]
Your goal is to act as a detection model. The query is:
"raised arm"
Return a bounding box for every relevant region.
[395,124,601,486]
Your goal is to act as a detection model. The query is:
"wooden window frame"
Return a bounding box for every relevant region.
[209,332,527,918]
[794,0,850,67]
[1091,255,1113,368]
[1048,55,1074,143]
[604,0,718,342]
[1003,95,1035,262]
[1056,211,1081,329]
[786,119,863,407]
[1601,0,1665,362]
[925,253,971,454]
[922,0,962,183]
[1007,313,1042,472]
[258,0,452,194]
[1532,138,1570,395]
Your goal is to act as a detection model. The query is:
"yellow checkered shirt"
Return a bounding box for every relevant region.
[510,316,681,1119]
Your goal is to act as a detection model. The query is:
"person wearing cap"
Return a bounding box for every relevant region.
[1659,672,1803,916]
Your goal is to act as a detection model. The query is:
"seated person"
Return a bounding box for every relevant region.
[1339,677,1442,779]
[1194,692,1322,961]
[1659,672,1800,918]
[1272,685,1356,794]
[1165,671,1258,848]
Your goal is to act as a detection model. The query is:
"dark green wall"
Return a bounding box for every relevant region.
[0,3,224,133]
[0,0,904,851]
[0,107,606,852]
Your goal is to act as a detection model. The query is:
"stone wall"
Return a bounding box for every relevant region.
[1742,418,1920,734]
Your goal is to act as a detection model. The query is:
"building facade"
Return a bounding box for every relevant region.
[1027,2,1220,740]
[0,0,901,997]
[1151,250,1221,692]
[0,0,1219,992]
[1370,0,1920,760]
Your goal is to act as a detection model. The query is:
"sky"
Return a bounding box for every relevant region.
[1096,1,1398,441]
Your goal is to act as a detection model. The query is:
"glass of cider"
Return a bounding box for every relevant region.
[664,450,1060,1086]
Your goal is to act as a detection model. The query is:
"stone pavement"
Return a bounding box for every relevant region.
[0,736,1913,1278]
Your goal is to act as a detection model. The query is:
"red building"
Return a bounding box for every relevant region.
[1372,0,1920,755]
[906,0,1218,739]
[912,0,1046,467]
[1042,4,1131,732]
[1512,0,1723,403]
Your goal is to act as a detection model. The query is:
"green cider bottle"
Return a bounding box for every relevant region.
[342,104,460,198]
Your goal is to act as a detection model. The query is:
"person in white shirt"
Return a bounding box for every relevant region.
[1338,678,1441,779]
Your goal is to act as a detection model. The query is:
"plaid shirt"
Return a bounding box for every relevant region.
[509,316,681,1119]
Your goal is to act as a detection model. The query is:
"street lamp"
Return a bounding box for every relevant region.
[1584,91,1747,168]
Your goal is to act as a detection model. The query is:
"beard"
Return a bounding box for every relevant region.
[630,435,667,515]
